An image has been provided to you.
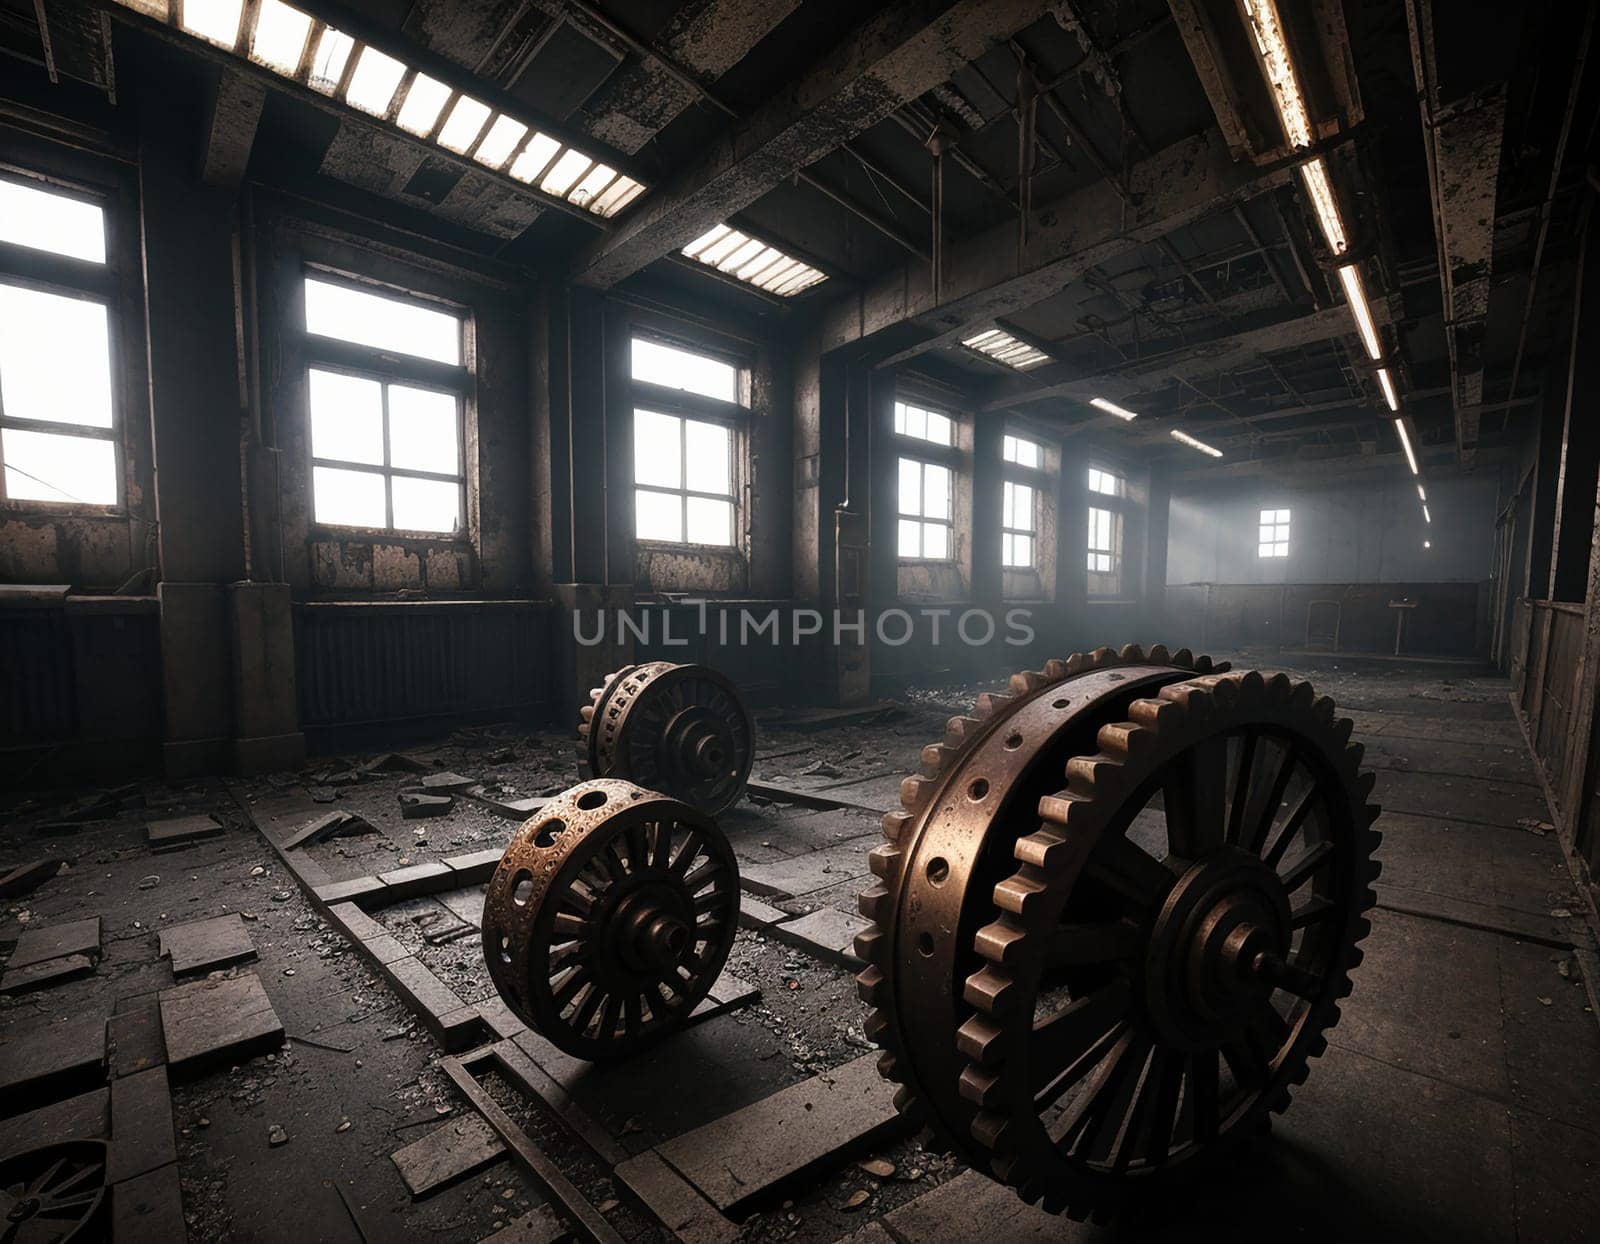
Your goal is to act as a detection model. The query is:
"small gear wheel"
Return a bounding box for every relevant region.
[484,779,740,1059]
[856,649,1380,1220]
[578,663,754,816]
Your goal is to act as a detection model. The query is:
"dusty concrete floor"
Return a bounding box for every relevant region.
[3,654,1598,1242]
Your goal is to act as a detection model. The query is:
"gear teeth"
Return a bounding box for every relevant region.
[853,927,885,965]
[1088,646,1117,668]
[579,704,595,723]
[1009,669,1048,695]
[855,966,886,1005]
[956,1013,1006,1063]
[1042,657,1068,679]
[959,1065,1001,1107]
[920,742,957,777]
[976,690,1014,717]
[992,873,1047,918]
[973,918,1027,965]
[971,1112,1011,1152]
[1064,652,1094,675]
[1117,642,1146,662]
[945,715,983,747]
[963,963,1020,1014]
[1172,647,1194,666]
[1146,644,1171,663]
[881,809,913,843]
[868,843,902,880]
[863,1008,889,1045]
[899,774,937,811]
[858,882,891,922]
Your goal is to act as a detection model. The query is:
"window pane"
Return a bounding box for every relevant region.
[898,518,920,557]
[303,278,460,365]
[922,522,949,560]
[2,429,115,504]
[392,476,459,533]
[1010,534,1033,567]
[388,384,458,473]
[437,95,492,154]
[636,488,681,542]
[475,115,529,168]
[250,0,311,75]
[0,285,113,428]
[905,406,926,440]
[509,133,561,183]
[540,149,593,196]
[686,496,733,546]
[926,411,952,446]
[0,179,105,263]
[308,369,382,465]
[181,0,244,47]
[633,410,681,489]
[307,27,353,94]
[684,419,731,495]
[313,465,386,527]
[395,73,451,136]
[897,457,921,516]
[344,46,406,115]
[1002,532,1014,565]
[631,338,738,403]
[923,463,951,520]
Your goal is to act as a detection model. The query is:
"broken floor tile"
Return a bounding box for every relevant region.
[8,915,101,969]
[770,907,869,968]
[0,1013,107,1105]
[146,813,223,851]
[158,973,284,1076]
[390,1112,506,1197]
[477,1205,566,1244]
[111,1161,185,1242]
[0,857,64,899]
[106,1066,176,1186]
[281,809,372,850]
[401,791,455,818]
[0,1086,108,1162]
[419,771,476,792]
[106,1005,167,1079]
[0,952,96,995]
[158,913,256,976]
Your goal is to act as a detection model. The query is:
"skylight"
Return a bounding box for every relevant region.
[681,225,827,297]
[110,0,648,220]
[962,328,1049,370]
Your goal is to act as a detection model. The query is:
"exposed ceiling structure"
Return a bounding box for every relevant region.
[4,0,1591,493]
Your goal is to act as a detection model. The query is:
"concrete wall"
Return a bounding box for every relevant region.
[1168,472,1500,585]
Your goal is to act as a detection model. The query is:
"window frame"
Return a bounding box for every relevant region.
[0,169,124,514]
[299,265,471,539]
[1258,507,1290,558]
[897,454,955,562]
[1001,478,1037,569]
[629,330,749,551]
[1084,460,1133,597]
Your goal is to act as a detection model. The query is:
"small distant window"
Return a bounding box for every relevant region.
[1259,508,1290,558]
[631,337,739,404]
[1002,480,1035,568]
[1088,467,1123,497]
[1002,434,1042,469]
[898,456,953,559]
[894,400,954,447]
[303,276,461,365]
[0,176,120,508]
[633,409,734,546]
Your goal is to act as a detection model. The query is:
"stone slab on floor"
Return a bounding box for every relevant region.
[106,1067,176,1185]
[106,1005,167,1079]
[0,952,96,994]
[158,913,256,975]
[654,1053,904,1213]
[378,860,454,899]
[1372,767,1550,830]
[737,895,790,928]
[0,1087,109,1162]
[111,1161,185,1244]
[146,813,223,851]
[770,908,869,968]
[0,1013,107,1106]
[281,809,370,850]
[8,915,101,969]
[478,1205,566,1244]
[1372,810,1571,925]
[158,973,284,1075]
[615,1150,739,1244]
[740,839,875,899]
[880,1171,1063,1243]
[438,885,487,927]
[391,1112,506,1197]
[0,857,64,899]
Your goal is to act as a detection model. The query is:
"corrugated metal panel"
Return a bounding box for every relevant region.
[296,602,554,730]
[0,611,77,743]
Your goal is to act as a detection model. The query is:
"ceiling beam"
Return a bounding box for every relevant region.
[200,69,265,189]
[569,0,1045,289]
[1169,443,1506,484]
[985,300,1392,418]
[1404,0,1515,466]
[824,127,1292,362]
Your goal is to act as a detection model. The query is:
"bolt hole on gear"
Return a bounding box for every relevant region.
[856,644,1381,1221]
[484,778,741,1059]
[579,662,755,816]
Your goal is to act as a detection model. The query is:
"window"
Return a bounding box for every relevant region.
[1087,505,1123,595]
[302,275,466,534]
[1259,508,1290,558]
[1002,434,1042,469]
[633,410,734,545]
[630,336,741,547]
[1088,467,1123,497]
[0,175,119,507]
[898,457,952,559]
[894,400,953,447]
[1002,481,1035,568]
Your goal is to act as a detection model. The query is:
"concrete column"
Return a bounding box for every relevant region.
[1146,467,1173,633]
[1057,439,1089,627]
[230,582,303,772]
[140,85,248,776]
[970,414,1004,614]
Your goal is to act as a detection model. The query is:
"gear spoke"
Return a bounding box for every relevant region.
[1243,742,1299,856]
[1165,734,1228,858]
[1030,981,1131,1087]
[1139,1052,1186,1166]
[1085,833,1175,909]
[1262,784,1321,870]
[1277,839,1335,891]
[1225,730,1259,846]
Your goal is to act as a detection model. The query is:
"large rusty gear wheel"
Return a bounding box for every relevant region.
[578,662,755,816]
[484,779,740,1060]
[856,647,1381,1221]
[0,1139,108,1242]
